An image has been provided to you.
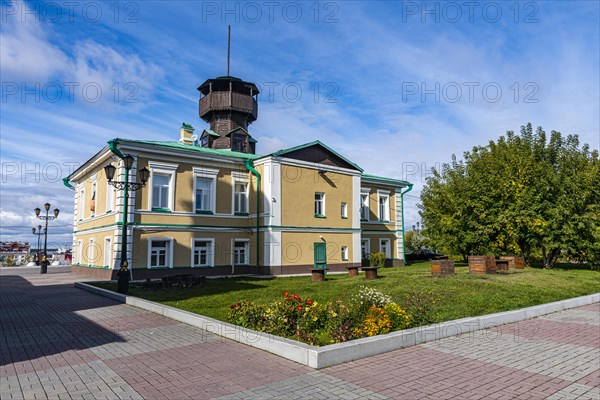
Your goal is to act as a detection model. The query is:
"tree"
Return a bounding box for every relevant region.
[419,123,599,268]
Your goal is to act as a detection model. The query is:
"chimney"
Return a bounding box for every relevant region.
[179,123,195,144]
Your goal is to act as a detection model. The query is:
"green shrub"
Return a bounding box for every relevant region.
[227,301,267,330]
[401,290,440,326]
[369,252,386,267]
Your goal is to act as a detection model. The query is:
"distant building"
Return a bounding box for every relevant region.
[65,74,412,280]
[0,241,30,253]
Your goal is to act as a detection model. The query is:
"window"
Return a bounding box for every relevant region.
[341,202,348,219]
[106,181,114,212]
[380,239,391,258]
[152,173,170,209]
[195,177,213,212]
[341,246,348,261]
[103,237,112,268]
[192,239,214,267]
[149,239,172,268]
[315,192,325,217]
[201,135,209,148]
[234,182,248,214]
[232,134,247,152]
[79,188,85,220]
[361,239,370,259]
[90,182,96,216]
[378,193,390,222]
[88,239,95,267]
[233,240,249,265]
[360,193,369,221]
[194,168,218,214]
[148,162,178,212]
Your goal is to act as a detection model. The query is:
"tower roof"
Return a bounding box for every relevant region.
[197,76,259,96]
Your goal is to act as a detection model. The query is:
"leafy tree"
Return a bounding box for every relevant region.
[419,123,599,268]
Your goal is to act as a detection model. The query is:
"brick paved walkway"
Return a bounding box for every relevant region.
[1,267,598,399]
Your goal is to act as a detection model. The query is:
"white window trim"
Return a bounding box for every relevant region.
[103,236,112,268]
[361,238,371,259]
[76,240,82,265]
[191,238,215,267]
[106,181,114,213]
[315,192,326,216]
[341,246,348,261]
[147,237,174,269]
[360,191,370,221]
[232,172,249,215]
[193,167,218,214]
[232,238,250,266]
[79,187,85,220]
[88,239,95,267]
[341,202,348,218]
[378,190,390,222]
[380,238,391,258]
[148,161,178,211]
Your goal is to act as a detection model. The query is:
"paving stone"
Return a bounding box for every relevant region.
[1,267,599,400]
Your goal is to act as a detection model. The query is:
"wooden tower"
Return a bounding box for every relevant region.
[197,27,259,154]
[197,76,259,153]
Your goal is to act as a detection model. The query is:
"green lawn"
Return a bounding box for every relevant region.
[94,263,599,324]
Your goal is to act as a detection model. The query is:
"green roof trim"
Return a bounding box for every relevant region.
[260,140,364,172]
[181,122,194,130]
[362,173,411,187]
[202,129,220,137]
[114,138,263,160]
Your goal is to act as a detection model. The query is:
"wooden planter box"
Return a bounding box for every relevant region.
[514,256,525,269]
[361,267,380,280]
[431,260,455,277]
[311,268,327,282]
[469,256,496,274]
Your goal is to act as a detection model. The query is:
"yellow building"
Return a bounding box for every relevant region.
[65,75,412,279]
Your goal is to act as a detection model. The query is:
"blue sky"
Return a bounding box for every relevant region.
[1,0,599,247]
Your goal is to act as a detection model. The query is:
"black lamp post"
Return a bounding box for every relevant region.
[105,155,149,294]
[34,203,59,274]
[32,225,45,265]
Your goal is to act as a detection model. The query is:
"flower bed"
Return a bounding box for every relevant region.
[228,286,438,346]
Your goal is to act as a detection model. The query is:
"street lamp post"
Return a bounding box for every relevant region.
[105,155,149,294]
[32,225,45,265]
[34,203,59,274]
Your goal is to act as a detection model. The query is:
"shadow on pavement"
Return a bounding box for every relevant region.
[0,274,128,365]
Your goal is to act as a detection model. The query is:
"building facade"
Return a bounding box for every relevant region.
[65,75,412,279]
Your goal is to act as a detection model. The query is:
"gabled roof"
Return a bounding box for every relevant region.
[201,129,220,138]
[261,140,363,172]
[225,127,250,137]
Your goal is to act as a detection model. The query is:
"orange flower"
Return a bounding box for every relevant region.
[297,305,302,310]
[284,291,289,297]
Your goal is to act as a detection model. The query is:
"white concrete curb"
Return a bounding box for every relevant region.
[74,282,599,369]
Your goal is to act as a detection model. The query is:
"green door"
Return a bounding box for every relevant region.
[314,242,327,269]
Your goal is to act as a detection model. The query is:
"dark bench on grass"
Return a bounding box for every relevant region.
[346,266,360,277]
[142,274,205,290]
[361,266,380,280]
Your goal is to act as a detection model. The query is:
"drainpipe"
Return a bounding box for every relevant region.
[244,159,261,271]
[62,177,75,190]
[400,183,414,265]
